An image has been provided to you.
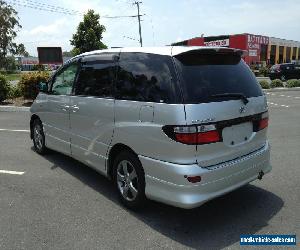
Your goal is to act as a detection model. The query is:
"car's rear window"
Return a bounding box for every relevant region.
[280,64,294,70]
[174,51,263,104]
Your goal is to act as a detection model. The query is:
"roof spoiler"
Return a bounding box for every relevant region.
[213,48,248,56]
[173,47,248,57]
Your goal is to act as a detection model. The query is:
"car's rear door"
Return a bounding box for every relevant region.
[290,64,300,79]
[296,65,300,79]
[173,48,268,167]
[286,64,295,79]
[69,53,118,174]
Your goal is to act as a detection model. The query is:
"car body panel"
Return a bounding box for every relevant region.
[112,100,197,164]
[141,141,271,209]
[69,96,115,174]
[39,94,72,155]
[185,96,268,167]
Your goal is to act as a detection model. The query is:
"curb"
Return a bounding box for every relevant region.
[264,87,300,92]
[0,105,30,112]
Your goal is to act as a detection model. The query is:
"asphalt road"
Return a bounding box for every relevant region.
[0,91,299,250]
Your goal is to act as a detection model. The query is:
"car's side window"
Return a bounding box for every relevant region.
[75,60,115,98]
[115,53,179,103]
[51,63,78,95]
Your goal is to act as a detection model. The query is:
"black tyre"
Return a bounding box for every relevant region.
[32,119,47,154]
[280,75,286,81]
[113,150,146,209]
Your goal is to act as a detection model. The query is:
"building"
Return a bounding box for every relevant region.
[16,56,71,71]
[17,56,39,71]
[172,33,300,66]
[15,47,70,71]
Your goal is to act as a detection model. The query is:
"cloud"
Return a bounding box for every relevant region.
[28,18,69,35]
[15,0,300,56]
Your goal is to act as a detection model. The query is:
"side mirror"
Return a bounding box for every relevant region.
[39,82,48,93]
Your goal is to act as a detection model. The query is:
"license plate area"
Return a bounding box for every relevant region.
[222,122,253,146]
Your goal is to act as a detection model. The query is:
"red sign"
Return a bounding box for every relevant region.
[204,39,229,47]
[21,59,39,65]
[247,34,269,49]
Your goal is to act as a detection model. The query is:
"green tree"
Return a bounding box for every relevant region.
[5,56,18,71]
[0,1,28,68]
[15,43,29,57]
[70,10,107,55]
[62,51,73,57]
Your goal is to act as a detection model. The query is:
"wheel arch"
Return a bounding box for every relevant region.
[107,143,140,180]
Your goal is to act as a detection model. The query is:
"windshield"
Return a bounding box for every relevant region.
[174,52,263,104]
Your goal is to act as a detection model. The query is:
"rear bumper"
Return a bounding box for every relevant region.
[139,142,271,209]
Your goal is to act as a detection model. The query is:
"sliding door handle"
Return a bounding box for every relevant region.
[61,105,70,112]
[71,105,79,113]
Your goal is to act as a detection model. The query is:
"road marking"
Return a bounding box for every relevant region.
[266,93,300,99]
[0,170,25,175]
[0,129,30,132]
[268,102,290,108]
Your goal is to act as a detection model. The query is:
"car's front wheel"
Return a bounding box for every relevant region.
[32,119,47,154]
[113,150,146,209]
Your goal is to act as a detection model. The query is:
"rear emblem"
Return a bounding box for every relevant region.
[192,118,215,124]
[239,106,246,113]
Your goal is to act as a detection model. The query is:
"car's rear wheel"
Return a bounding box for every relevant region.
[113,150,146,209]
[32,119,47,154]
[280,75,286,81]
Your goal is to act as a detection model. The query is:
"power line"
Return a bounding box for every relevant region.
[103,14,145,19]
[4,0,144,18]
[150,17,155,46]
[14,0,82,14]
[123,35,139,41]
[5,0,82,15]
[5,0,148,47]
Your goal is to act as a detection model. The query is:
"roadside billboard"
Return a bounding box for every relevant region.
[37,47,63,65]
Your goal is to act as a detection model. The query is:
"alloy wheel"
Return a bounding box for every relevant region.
[117,160,138,201]
[33,124,44,151]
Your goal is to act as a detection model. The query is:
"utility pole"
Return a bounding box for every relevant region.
[133,1,143,47]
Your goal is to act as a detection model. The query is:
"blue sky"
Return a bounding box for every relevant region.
[11,0,300,56]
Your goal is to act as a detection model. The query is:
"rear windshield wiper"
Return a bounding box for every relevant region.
[210,93,249,105]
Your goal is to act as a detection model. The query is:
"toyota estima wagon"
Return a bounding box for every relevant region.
[30,46,271,209]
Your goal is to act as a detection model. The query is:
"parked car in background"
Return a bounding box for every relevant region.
[269,63,300,81]
[30,46,271,209]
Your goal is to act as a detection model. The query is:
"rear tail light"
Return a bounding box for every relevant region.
[258,117,268,130]
[163,124,221,145]
[254,112,269,131]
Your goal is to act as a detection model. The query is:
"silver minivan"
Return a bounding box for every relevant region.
[30,46,271,209]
